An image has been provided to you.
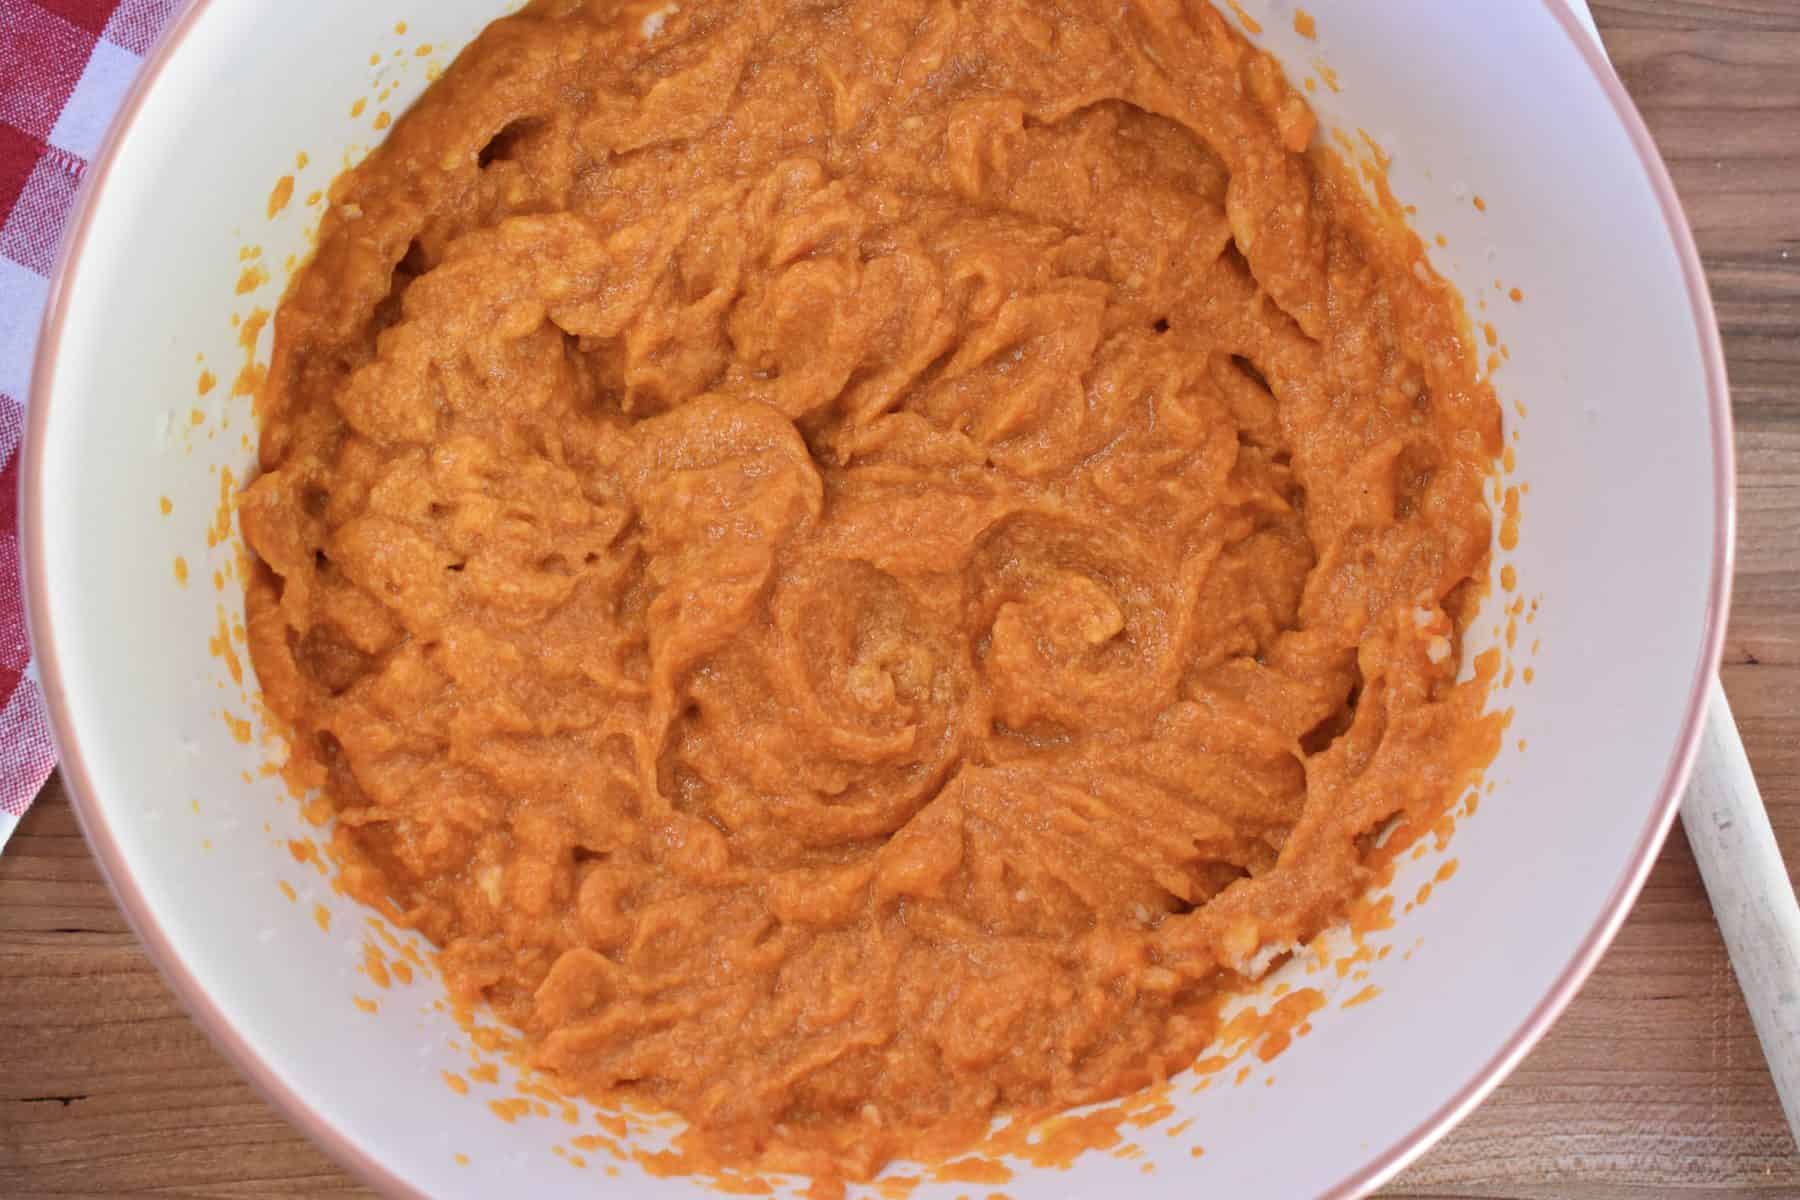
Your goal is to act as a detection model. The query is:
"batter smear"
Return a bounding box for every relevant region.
[242,0,1503,1183]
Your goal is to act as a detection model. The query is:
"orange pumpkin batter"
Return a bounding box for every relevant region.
[242,0,1502,1183]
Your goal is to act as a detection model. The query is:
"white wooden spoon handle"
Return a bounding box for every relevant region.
[1681,675,1800,1141]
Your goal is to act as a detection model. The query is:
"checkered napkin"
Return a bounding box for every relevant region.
[0,0,180,849]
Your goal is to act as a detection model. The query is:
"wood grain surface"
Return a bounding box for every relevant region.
[3,1,1798,1196]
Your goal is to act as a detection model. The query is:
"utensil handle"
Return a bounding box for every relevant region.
[1681,675,1800,1142]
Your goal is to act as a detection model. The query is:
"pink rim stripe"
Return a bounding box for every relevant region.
[20,1,1735,1196]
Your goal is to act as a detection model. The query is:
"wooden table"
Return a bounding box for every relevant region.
[3,2,1798,1196]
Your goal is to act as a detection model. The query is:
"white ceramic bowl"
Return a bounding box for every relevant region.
[24,1,1731,1196]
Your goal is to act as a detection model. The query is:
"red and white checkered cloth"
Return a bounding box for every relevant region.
[0,0,181,848]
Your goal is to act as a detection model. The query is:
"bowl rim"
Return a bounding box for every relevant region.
[20,1,1736,1196]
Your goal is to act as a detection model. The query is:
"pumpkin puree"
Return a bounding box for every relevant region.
[242,0,1503,1183]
